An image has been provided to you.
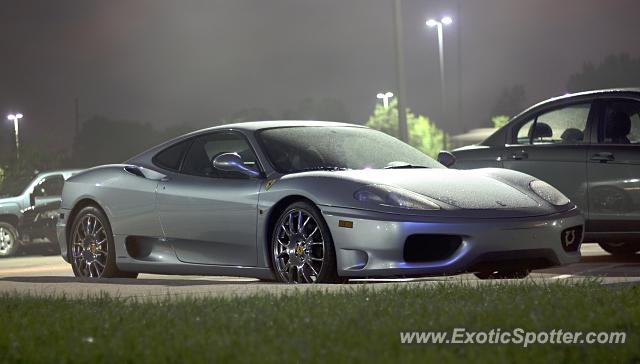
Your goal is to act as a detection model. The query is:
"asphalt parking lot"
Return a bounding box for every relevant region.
[0,244,638,299]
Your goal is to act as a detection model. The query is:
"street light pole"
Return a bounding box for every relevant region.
[7,113,23,160]
[436,22,445,113]
[426,16,452,148]
[393,0,409,143]
[376,92,394,109]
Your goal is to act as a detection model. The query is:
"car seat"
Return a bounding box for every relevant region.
[606,111,631,144]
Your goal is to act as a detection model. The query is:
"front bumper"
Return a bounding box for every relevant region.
[321,206,583,277]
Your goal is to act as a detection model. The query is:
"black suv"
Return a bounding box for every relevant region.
[448,89,640,256]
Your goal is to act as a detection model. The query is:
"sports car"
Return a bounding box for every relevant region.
[57,121,584,283]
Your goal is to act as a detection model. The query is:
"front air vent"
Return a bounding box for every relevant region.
[124,166,145,178]
[561,226,583,252]
[125,236,153,259]
[403,234,462,263]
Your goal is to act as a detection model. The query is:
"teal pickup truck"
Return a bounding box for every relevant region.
[0,169,80,257]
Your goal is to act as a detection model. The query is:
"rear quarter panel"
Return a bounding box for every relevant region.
[61,165,162,238]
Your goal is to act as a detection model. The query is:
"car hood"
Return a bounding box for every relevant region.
[278,167,563,219]
[327,168,539,209]
[0,195,23,213]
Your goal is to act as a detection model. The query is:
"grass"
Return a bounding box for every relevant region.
[0,280,639,363]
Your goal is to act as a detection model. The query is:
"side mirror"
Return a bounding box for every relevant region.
[212,152,261,177]
[29,192,35,207]
[437,151,456,168]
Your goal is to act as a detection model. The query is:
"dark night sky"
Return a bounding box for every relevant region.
[2,0,640,150]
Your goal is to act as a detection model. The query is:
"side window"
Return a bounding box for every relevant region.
[513,104,590,145]
[153,140,191,171]
[181,132,258,178]
[532,104,590,145]
[34,175,65,197]
[599,99,640,144]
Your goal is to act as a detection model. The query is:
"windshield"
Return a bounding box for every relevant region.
[257,126,443,173]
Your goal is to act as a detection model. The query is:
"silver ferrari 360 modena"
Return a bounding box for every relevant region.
[57,121,584,283]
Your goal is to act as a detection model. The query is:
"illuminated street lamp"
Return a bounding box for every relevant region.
[376,92,394,109]
[7,113,23,160]
[426,16,453,115]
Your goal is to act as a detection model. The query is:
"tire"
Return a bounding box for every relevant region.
[0,222,20,258]
[599,242,640,256]
[270,201,344,284]
[69,206,137,278]
[474,269,530,280]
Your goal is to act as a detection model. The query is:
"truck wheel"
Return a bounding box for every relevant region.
[0,222,20,258]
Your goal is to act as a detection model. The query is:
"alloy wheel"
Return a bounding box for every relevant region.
[71,214,109,277]
[273,208,325,283]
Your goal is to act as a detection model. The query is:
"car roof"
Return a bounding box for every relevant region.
[126,120,367,166]
[515,88,640,119]
[477,88,640,147]
[193,120,364,133]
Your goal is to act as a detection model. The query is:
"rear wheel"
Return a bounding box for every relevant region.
[474,269,530,280]
[270,201,344,284]
[0,222,20,258]
[598,242,640,256]
[69,206,137,278]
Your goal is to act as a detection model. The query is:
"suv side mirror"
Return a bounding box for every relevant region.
[212,152,261,177]
[437,151,456,168]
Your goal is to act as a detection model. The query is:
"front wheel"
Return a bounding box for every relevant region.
[270,201,344,284]
[474,269,530,280]
[69,206,137,278]
[0,222,20,258]
[599,242,640,256]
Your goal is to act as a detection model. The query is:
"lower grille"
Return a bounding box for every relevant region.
[467,249,559,272]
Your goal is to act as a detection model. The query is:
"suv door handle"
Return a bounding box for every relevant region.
[511,151,529,160]
[590,152,614,162]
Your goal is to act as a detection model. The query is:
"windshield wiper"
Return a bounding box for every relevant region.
[384,164,429,169]
[294,166,350,172]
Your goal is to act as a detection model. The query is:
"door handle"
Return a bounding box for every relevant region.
[511,151,529,160]
[590,152,614,162]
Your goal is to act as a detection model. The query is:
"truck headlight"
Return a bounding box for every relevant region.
[354,184,440,210]
[529,180,570,206]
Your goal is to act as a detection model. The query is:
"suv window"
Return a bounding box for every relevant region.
[34,175,65,197]
[153,140,191,171]
[599,99,640,144]
[181,132,258,178]
[513,104,590,145]
[515,119,534,144]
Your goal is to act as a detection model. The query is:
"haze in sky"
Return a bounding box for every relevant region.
[2,0,640,149]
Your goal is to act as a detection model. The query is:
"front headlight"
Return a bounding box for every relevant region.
[353,184,440,210]
[529,180,570,206]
